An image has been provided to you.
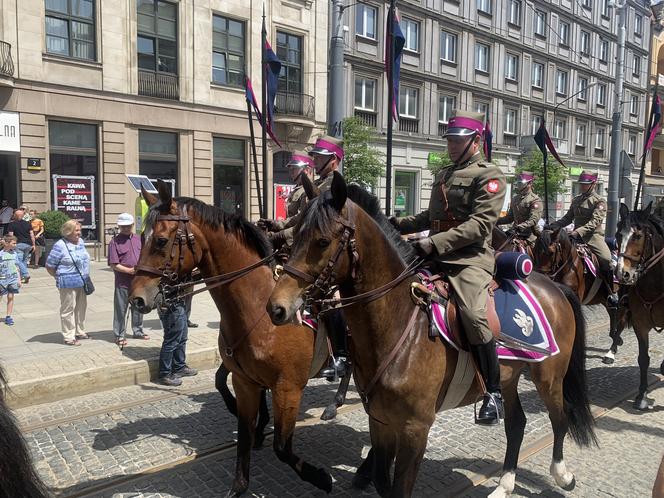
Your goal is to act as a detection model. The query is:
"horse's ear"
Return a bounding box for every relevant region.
[141,185,158,206]
[619,202,630,221]
[301,172,320,200]
[157,179,172,206]
[330,171,347,212]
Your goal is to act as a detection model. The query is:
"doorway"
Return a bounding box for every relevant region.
[0,154,19,207]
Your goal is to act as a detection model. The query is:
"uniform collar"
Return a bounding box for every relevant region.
[455,151,481,169]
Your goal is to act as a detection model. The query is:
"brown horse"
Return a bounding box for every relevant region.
[129,182,338,496]
[491,226,535,259]
[615,202,664,410]
[267,172,596,497]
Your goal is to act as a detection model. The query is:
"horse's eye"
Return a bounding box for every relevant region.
[156,237,169,248]
[632,234,641,241]
[318,238,331,248]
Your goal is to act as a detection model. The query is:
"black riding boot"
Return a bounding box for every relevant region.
[319,310,350,381]
[471,339,504,426]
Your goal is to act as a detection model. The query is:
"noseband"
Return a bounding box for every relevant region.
[619,228,664,282]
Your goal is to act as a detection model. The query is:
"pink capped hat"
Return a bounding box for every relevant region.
[578,170,598,184]
[517,171,535,184]
[286,150,314,169]
[443,110,485,137]
[309,135,344,161]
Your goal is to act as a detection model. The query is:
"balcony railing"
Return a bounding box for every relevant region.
[438,122,448,136]
[0,41,14,78]
[503,134,519,147]
[274,92,315,119]
[354,109,377,127]
[138,70,179,100]
[398,117,419,133]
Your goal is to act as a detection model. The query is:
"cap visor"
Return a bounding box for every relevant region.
[443,128,477,137]
[309,147,335,156]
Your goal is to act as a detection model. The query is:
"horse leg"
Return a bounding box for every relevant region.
[603,302,625,365]
[271,386,333,492]
[254,389,270,449]
[390,420,430,497]
[489,371,525,498]
[215,363,237,416]
[320,363,352,421]
[227,378,262,497]
[660,357,664,376]
[369,418,397,497]
[352,447,374,490]
[634,329,654,411]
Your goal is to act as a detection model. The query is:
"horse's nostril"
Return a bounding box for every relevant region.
[270,305,287,324]
[132,297,146,311]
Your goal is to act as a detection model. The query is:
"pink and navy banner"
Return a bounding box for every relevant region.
[534,119,565,167]
[483,120,493,161]
[245,76,282,147]
[384,7,405,121]
[264,40,281,134]
[644,93,662,157]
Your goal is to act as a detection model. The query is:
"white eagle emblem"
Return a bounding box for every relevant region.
[513,309,534,337]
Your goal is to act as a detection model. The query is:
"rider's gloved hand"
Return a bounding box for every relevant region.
[413,237,435,257]
[257,218,279,232]
[388,216,400,231]
[268,230,287,249]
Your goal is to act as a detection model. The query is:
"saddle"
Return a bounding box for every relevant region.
[575,244,599,278]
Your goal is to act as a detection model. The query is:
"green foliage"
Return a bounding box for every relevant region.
[426,151,453,177]
[516,150,567,200]
[39,210,70,239]
[341,117,385,188]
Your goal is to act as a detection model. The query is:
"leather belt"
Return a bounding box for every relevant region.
[431,219,463,232]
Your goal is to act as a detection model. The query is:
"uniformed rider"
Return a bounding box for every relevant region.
[497,171,543,243]
[391,110,507,426]
[545,170,617,302]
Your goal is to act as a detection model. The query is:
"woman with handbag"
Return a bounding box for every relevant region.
[46,220,92,346]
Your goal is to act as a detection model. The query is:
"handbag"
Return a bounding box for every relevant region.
[63,239,95,295]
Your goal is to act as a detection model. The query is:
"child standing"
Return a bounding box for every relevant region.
[0,235,21,325]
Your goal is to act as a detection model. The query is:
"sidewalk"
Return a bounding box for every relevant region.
[0,262,221,408]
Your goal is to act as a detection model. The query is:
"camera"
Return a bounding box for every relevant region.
[104,227,118,238]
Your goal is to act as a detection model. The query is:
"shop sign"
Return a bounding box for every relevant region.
[274,184,294,220]
[569,166,583,176]
[52,175,96,229]
[0,111,20,153]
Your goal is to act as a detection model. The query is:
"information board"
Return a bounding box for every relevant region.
[52,175,96,229]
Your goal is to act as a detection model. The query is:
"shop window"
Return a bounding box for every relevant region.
[214,137,245,216]
[139,130,178,192]
[394,170,417,217]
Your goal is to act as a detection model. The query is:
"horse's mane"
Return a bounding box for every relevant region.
[300,185,416,264]
[623,209,664,240]
[147,197,273,260]
[536,228,552,252]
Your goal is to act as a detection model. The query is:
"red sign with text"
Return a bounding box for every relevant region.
[52,175,96,228]
[274,184,294,221]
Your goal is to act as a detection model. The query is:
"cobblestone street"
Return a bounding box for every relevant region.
[12,305,664,497]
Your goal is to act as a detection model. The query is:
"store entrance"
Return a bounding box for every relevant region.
[0,154,19,207]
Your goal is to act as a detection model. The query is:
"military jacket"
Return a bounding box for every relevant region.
[550,190,606,239]
[497,190,542,241]
[396,153,506,272]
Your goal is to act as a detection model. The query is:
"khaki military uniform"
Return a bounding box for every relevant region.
[497,190,542,243]
[280,174,334,245]
[396,152,506,345]
[549,190,612,270]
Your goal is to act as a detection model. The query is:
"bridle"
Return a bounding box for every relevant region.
[619,225,664,283]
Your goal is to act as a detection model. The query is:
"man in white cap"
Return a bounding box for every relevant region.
[108,213,147,346]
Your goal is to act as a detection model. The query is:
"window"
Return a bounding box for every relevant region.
[556,70,568,96]
[600,0,610,17]
[553,118,566,140]
[531,113,543,135]
[532,62,544,88]
[394,171,418,217]
[599,39,609,62]
[440,31,457,63]
[633,55,641,77]
[399,86,419,118]
[45,0,95,60]
[576,123,586,146]
[403,18,419,52]
[534,11,547,38]
[354,76,376,111]
[595,127,605,150]
[505,53,519,81]
[505,108,517,134]
[355,3,377,39]
[139,130,178,189]
[634,15,642,36]
[477,0,491,14]
[559,21,570,46]
[276,31,302,94]
[581,0,591,9]
[630,95,639,116]
[577,77,588,101]
[439,95,456,123]
[212,15,245,87]
[214,138,245,216]
[580,31,590,55]
[597,83,607,106]
[49,121,99,238]
[628,135,636,156]
[475,42,490,72]
[475,101,490,121]
[508,0,521,25]
[137,0,177,73]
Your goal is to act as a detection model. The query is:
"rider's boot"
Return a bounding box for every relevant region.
[319,310,350,381]
[471,339,504,426]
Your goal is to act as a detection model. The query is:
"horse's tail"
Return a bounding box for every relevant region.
[558,283,598,447]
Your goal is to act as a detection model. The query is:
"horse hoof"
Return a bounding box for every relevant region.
[320,405,337,421]
[225,485,247,498]
[633,397,654,411]
[352,471,372,490]
[602,356,615,365]
[561,475,576,491]
[313,468,333,493]
[253,433,266,449]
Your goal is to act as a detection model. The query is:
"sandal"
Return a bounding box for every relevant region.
[75,333,90,340]
[64,340,81,346]
[133,334,150,340]
[116,338,128,347]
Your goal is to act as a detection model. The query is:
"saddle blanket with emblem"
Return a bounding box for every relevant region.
[431,279,559,363]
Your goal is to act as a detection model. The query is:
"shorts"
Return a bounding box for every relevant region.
[0,283,19,296]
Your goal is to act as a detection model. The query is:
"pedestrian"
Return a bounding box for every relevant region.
[156,292,197,386]
[107,213,147,347]
[46,220,91,346]
[0,235,21,326]
[6,208,34,284]
[29,209,45,268]
[0,200,12,235]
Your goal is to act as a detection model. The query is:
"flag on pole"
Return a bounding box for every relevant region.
[384,8,405,121]
[245,76,282,147]
[483,120,493,162]
[644,94,662,156]
[264,40,281,134]
[534,120,565,167]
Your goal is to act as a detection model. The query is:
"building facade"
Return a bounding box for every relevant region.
[645,5,664,202]
[0,0,328,241]
[344,0,651,218]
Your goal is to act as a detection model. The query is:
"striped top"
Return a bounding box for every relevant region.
[46,239,90,289]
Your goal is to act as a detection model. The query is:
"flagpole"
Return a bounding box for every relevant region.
[543,150,550,224]
[246,84,264,218]
[385,0,396,216]
[261,6,269,219]
[634,86,657,210]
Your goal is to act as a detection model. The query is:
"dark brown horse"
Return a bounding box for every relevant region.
[129,183,338,496]
[267,172,596,497]
[615,202,664,410]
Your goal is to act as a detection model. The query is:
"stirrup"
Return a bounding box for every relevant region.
[473,392,503,426]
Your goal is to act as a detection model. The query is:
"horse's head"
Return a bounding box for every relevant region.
[533,227,563,273]
[616,202,657,285]
[267,172,356,325]
[130,180,203,312]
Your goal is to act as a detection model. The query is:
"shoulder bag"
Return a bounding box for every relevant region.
[63,239,95,295]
